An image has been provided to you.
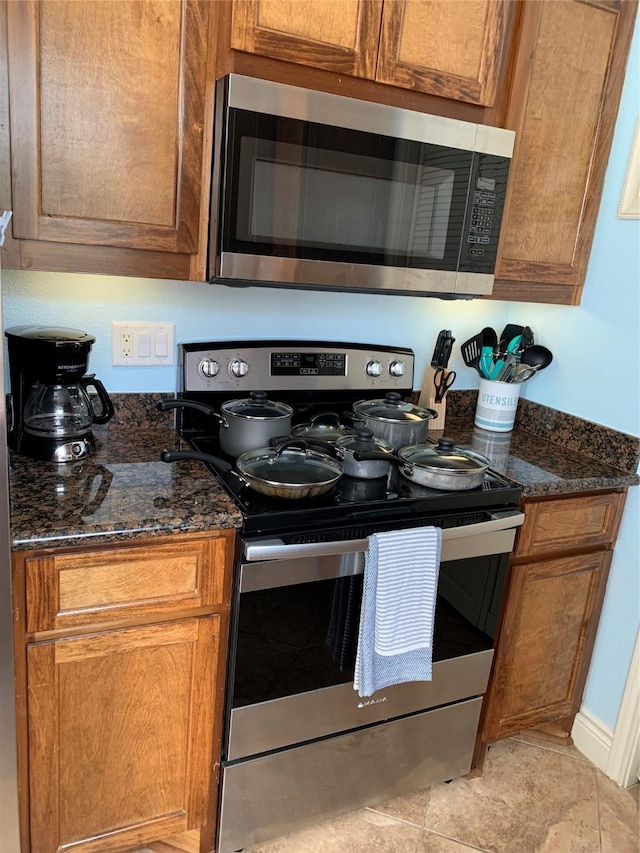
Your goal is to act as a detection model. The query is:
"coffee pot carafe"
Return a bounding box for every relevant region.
[5,326,114,462]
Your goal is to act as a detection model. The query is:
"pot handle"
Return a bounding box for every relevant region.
[81,375,115,424]
[160,448,233,473]
[352,450,403,464]
[157,399,223,422]
[271,438,314,457]
[309,411,342,426]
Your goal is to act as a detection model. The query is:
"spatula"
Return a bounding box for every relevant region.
[460,332,483,375]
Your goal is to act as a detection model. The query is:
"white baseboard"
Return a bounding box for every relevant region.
[572,630,640,788]
[572,707,613,774]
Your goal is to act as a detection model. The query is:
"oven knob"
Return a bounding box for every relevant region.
[199,358,219,378]
[389,360,405,377]
[365,360,383,377]
[229,358,249,378]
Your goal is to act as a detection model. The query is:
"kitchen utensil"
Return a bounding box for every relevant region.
[351,392,437,451]
[291,412,356,444]
[460,333,484,374]
[489,333,522,380]
[520,345,553,371]
[354,437,491,491]
[512,364,539,383]
[498,324,524,353]
[479,327,498,379]
[520,326,534,350]
[335,427,394,479]
[433,367,456,402]
[158,392,293,457]
[161,438,343,500]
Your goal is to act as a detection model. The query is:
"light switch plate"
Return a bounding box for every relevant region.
[111,322,175,366]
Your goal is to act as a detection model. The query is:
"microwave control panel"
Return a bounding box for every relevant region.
[459,152,510,274]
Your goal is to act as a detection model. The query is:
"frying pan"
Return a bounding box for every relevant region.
[161,439,343,500]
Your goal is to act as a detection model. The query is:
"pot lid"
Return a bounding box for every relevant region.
[237,440,342,487]
[337,427,393,454]
[353,392,436,423]
[292,412,356,443]
[399,438,491,474]
[221,391,293,420]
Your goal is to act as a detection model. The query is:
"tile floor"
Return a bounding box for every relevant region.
[138,734,639,853]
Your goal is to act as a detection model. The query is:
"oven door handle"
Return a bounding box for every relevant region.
[242,509,525,562]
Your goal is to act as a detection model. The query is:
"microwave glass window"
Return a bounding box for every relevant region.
[224,110,474,271]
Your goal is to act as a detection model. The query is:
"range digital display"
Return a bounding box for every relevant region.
[271,352,346,376]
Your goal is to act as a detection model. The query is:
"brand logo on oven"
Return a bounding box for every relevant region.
[357,696,387,709]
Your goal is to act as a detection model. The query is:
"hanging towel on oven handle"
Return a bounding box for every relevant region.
[353,526,442,698]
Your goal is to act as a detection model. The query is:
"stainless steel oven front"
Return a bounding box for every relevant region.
[217,509,524,853]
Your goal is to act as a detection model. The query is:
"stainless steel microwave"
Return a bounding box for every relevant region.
[208,75,515,299]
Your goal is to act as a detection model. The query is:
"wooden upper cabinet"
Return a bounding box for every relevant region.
[230,0,512,106]
[377,0,511,106]
[7,0,212,258]
[493,0,638,305]
[231,0,383,77]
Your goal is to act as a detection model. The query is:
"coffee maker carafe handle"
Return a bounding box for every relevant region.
[80,375,115,425]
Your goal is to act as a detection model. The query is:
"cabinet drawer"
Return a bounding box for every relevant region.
[515,492,625,559]
[26,534,232,633]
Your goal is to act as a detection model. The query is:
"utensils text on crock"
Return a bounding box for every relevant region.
[433,368,456,402]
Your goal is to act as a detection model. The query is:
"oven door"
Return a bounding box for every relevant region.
[211,76,512,297]
[226,509,524,762]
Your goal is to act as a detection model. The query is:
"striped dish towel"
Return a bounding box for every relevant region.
[354,526,442,698]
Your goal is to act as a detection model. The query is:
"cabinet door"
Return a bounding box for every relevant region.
[27,617,220,853]
[377,0,512,106]
[482,550,612,742]
[493,0,638,304]
[7,0,211,256]
[231,0,383,77]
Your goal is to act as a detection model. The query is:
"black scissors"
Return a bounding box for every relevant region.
[433,368,456,403]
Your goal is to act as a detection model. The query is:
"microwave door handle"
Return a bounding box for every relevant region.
[242,510,525,561]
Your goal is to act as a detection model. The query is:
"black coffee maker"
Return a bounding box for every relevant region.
[5,326,115,462]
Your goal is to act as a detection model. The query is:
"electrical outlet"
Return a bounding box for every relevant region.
[111,322,175,366]
[120,332,133,359]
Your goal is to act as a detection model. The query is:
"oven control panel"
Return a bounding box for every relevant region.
[180,341,415,394]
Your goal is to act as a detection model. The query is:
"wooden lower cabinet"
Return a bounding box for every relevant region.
[475,490,626,763]
[13,530,235,853]
[27,617,219,853]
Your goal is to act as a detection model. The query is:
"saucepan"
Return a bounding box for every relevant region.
[160,438,343,500]
[158,392,293,457]
[351,392,438,451]
[354,437,491,491]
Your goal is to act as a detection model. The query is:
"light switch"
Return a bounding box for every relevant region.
[137,333,152,358]
[155,333,169,357]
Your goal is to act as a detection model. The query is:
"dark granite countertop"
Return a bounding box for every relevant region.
[9,393,639,551]
[9,395,243,551]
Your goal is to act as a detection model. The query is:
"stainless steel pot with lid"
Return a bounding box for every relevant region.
[352,392,438,451]
[354,437,492,491]
[335,427,394,479]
